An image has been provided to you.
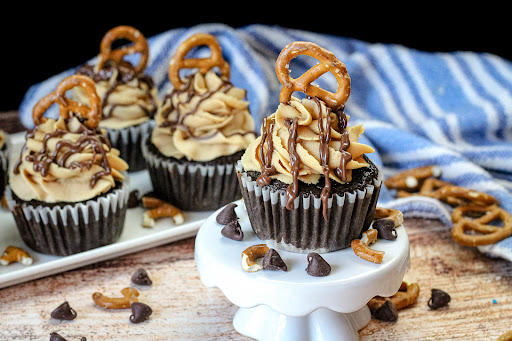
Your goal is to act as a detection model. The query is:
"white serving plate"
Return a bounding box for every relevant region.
[0,132,212,289]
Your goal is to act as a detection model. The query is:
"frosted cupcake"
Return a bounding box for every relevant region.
[0,130,8,198]
[6,75,130,256]
[237,41,382,253]
[74,25,158,172]
[142,33,256,211]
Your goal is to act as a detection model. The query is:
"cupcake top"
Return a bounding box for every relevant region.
[151,33,256,162]
[241,41,375,217]
[11,75,128,203]
[74,25,158,130]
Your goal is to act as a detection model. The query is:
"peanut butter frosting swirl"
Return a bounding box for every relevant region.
[151,70,256,162]
[241,96,374,185]
[74,62,158,130]
[10,116,129,203]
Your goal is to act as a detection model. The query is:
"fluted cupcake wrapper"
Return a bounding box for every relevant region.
[141,138,242,211]
[236,161,382,253]
[104,120,155,172]
[5,178,130,257]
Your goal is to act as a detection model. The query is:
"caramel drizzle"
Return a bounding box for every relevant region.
[13,119,113,189]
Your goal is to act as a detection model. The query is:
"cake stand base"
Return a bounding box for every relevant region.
[233,305,371,341]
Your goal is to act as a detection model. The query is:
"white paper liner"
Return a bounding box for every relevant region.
[236,161,383,253]
[5,176,130,256]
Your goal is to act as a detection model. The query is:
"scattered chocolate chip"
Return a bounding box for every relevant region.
[372,300,398,322]
[216,203,238,225]
[130,302,153,324]
[262,248,287,271]
[127,190,141,208]
[50,301,77,321]
[221,220,244,241]
[80,338,87,341]
[428,289,451,310]
[305,253,331,277]
[373,219,397,240]
[131,268,153,286]
[50,332,67,341]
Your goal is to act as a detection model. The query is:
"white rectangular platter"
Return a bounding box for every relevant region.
[0,132,212,289]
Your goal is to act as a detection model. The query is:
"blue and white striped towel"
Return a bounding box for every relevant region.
[18,23,512,261]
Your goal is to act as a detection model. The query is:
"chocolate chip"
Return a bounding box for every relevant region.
[49,332,67,341]
[372,300,398,322]
[50,301,77,321]
[80,338,87,341]
[428,289,451,310]
[221,220,244,241]
[127,190,141,208]
[131,268,153,286]
[373,219,397,240]
[305,253,331,277]
[130,302,153,324]
[262,248,287,271]
[216,203,238,225]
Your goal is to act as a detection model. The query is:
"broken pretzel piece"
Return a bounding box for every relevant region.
[374,207,403,227]
[368,281,420,312]
[241,244,269,272]
[92,287,139,309]
[351,229,385,264]
[141,195,184,227]
[0,246,33,266]
[384,165,442,192]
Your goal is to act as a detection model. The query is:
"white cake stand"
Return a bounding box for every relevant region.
[195,200,410,341]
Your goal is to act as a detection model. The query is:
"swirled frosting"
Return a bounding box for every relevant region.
[241,96,374,185]
[74,61,158,129]
[151,71,256,162]
[10,116,129,203]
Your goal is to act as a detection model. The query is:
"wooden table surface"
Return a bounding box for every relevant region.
[1,113,511,340]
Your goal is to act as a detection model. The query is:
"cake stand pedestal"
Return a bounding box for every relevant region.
[195,200,410,341]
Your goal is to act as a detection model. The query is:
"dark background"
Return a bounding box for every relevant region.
[1,6,508,112]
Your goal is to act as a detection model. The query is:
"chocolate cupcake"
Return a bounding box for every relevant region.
[6,75,130,256]
[237,41,382,253]
[73,26,158,172]
[0,130,8,198]
[142,33,256,211]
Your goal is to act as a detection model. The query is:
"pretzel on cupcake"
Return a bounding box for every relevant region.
[33,75,102,129]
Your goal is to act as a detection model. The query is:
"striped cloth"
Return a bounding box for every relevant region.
[18,23,512,261]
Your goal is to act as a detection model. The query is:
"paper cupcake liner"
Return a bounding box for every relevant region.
[104,120,155,172]
[236,161,382,253]
[141,138,242,211]
[5,178,130,256]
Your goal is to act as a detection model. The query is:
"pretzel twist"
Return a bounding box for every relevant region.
[275,41,351,110]
[97,25,149,74]
[32,75,101,129]
[169,33,230,90]
[451,205,512,246]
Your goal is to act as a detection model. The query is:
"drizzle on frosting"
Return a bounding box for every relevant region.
[151,71,256,162]
[74,61,158,129]
[10,116,128,203]
[241,96,374,214]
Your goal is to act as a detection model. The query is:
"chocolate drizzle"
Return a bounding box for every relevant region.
[159,74,255,141]
[256,96,353,219]
[76,61,157,119]
[13,118,113,189]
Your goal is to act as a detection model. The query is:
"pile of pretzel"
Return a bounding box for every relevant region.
[385,165,512,247]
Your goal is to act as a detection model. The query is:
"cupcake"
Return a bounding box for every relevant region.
[142,33,256,211]
[237,41,382,253]
[0,130,8,198]
[6,75,130,256]
[73,25,158,172]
